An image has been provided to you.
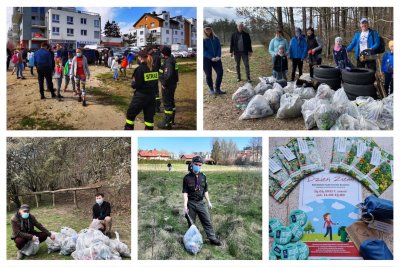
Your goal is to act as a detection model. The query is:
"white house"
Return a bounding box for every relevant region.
[47,8,101,49]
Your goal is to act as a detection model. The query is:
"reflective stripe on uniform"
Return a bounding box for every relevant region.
[144,72,159,81]
[159,69,164,74]
[155,97,161,100]
[172,107,176,111]
[144,121,154,127]
[126,119,134,125]
[164,110,174,115]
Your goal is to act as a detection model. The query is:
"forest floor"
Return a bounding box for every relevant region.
[138,164,262,260]
[6,181,131,260]
[7,58,196,130]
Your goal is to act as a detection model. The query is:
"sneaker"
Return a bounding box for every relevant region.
[51,94,57,98]
[17,250,25,260]
[209,89,215,95]
[209,238,222,246]
[237,78,241,82]
[215,89,226,95]
[78,96,82,102]
[82,100,87,107]
[21,77,26,80]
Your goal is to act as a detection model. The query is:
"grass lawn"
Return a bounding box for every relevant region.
[7,205,131,260]
[138,164,262,260]
[301,233,341,242]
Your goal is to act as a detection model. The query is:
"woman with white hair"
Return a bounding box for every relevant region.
[203,24,225,95]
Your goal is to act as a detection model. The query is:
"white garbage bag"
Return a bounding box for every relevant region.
[183,225,203,255]
[232,83,255,110]
[315,84,335,101]
[239,95,274,120]
[264,89,282,113]
[276,93,304,119]
[21,239,40,256]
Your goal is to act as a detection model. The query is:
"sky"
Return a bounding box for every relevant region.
[7,7,197,34]
[138,137,256,154]
[204,7,244,23]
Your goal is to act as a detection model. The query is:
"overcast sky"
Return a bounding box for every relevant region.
[204,7,245,23]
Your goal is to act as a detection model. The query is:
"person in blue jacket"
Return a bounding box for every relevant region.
[268,27,289,63]
[203,24,225,95]
[381,40,393,95]
[347,18,380,71]
[289,28,307,81]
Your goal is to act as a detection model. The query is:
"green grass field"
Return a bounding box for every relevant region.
[301,233,341,242]
[7,205,131,260]
[138,164,262,260]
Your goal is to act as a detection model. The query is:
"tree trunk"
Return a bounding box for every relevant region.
[277,7,283,28]
[340,7,347,39]
[289,7,295,36]
[302,7,307,32]
[309,8,313,28]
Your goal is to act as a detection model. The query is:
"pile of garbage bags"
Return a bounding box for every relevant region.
[232,78,393,130]
[45,226,130,260]
[183,224,203,255]
[21,239,40,256]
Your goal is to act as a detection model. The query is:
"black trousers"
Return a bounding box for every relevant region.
[357,59,377,72]
[162,83,177,113]
[185,200,217,240]
[291,58,304,80]
[37,66,54,96]
[126,91,156,126]
[384,73,393,95]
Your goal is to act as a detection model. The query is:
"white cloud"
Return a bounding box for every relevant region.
[300,205,313,212]
[313,217,319,222]
[316,199,324,204]
[204,7,240,22]
[348,212,361,220]
[331,201,345,210]
[118,21,133,35]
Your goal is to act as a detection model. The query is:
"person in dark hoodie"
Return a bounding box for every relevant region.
[289,28,307,81]
[273,44,288,80]
[230,22,253,82]
[158,46,179,129]
[203,24,225,95]
[306,27,323,77]
[11,204,55,260]
[90,193,112,237]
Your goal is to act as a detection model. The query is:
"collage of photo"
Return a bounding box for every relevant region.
[4,3,395,266]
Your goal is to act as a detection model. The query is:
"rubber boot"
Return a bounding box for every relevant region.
[157,114,173,130]
[124,123,134,130]
[144,126,154,130]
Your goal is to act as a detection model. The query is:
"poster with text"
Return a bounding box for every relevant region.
[299,170,363,259]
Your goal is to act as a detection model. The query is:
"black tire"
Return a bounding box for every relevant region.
[313,75,342,90]
[343,82,377,100]
[314,65,341,79]
[341,68,375,85]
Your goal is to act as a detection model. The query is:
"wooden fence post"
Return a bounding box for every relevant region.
[73,190,78,208]
[35,194,39,208]
[52,193,55,207]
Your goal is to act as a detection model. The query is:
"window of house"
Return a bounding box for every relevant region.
[32,7,38,13]
[52,14,60,23]
[52,27,60,35]
[165,22,168,27]
[166,30,169,34]
[67,28,74,36]
[81,29,87,36]
[81,18,87,24]
[67,16,73,24]
[94,31,100,39]
[140,31,144,35]
[145,17,148,21]
[94,20,100,28]
[150,22,155,27]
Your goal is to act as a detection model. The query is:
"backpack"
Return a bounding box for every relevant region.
[371,30,385,54]
[11,53,18,64]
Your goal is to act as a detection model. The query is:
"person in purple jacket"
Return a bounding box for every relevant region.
[203,24,225,95]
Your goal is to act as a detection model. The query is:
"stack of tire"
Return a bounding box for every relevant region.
[341,68,377,100]
[313,65,342,90]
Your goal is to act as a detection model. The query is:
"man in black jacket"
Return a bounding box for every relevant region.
[90,193,112,237]
[230,22,253,82]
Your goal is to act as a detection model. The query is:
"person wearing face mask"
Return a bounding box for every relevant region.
[306,27,323,78]
[71,48,90,106]
[90,193,112,238]
[182,156,222,246]
[347,18,381,71]
[124,50,158,130]
[289,28,307,81]
[11,204,55,260]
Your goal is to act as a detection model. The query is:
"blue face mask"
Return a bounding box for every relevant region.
[192,165,201,174]
[96,199,103,205]
[21,212,30,219]
[77,53,82,57]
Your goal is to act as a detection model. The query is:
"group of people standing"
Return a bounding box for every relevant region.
[203,17,393,95]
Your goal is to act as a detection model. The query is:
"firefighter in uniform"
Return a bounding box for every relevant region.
[124,50,158,130]
[182,156,222,246]
[157,46,179,129]
[147,45,162,113]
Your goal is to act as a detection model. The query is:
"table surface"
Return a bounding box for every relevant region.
[269,137,393,253]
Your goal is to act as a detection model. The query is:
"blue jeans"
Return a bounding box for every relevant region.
[113,68,118,80]
[273,70,288,80]
[17,63,24,78]
[324,226,333,240]
[204,58,223,90]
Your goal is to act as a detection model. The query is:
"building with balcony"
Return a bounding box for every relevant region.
[131,11,196,48]
[12,7,49,49]
[47,7,101,49]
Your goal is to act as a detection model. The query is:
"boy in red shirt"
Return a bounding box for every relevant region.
[71,48,90,106]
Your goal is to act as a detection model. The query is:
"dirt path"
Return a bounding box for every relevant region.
[7,65,144,130]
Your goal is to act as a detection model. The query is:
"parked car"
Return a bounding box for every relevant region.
[171,51,183,58]
[179,51,189,58]
[112,48,124,60]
